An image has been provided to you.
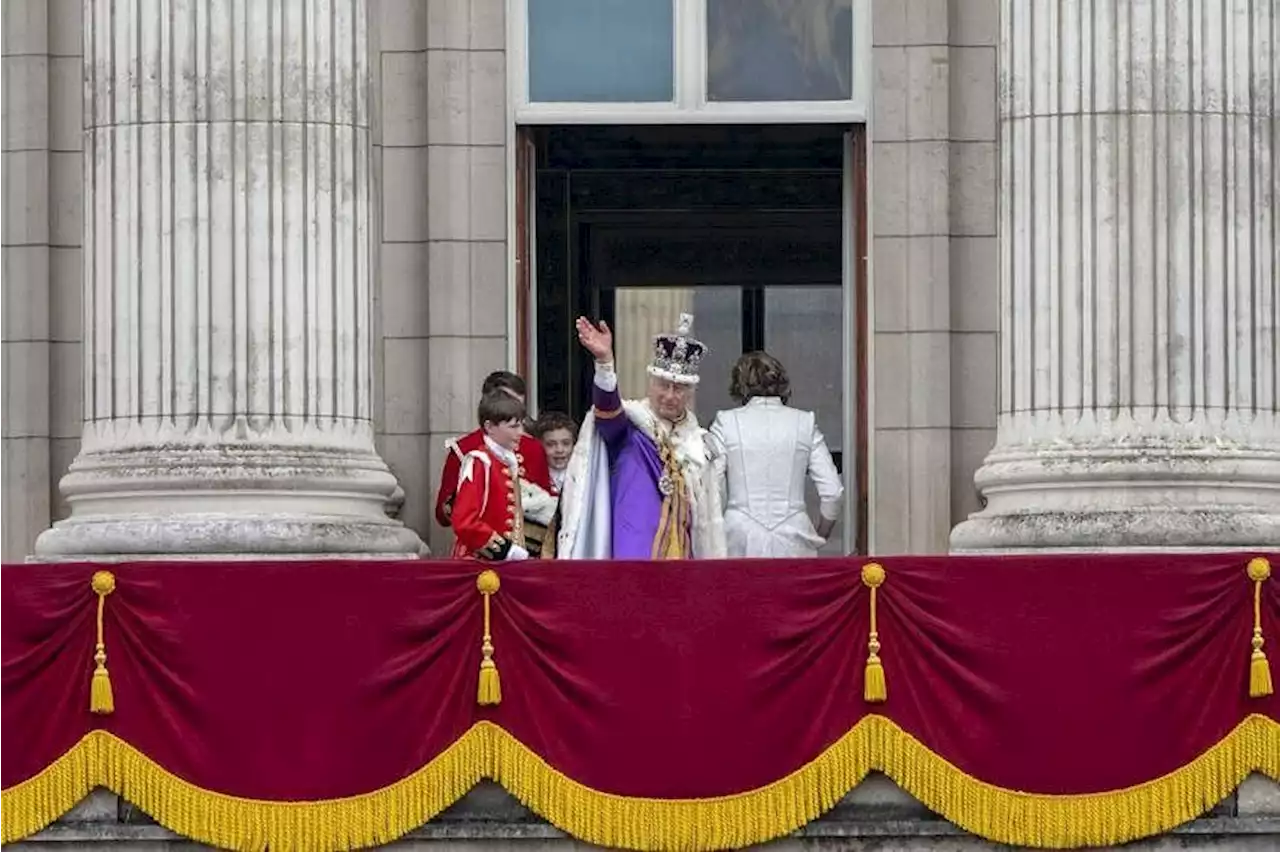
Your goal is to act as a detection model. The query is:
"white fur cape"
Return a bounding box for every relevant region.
[556,399,726,560]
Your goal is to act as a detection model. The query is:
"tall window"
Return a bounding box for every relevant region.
[514,0,869,122]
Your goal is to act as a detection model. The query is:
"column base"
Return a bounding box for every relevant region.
[951,509,1280,553]
[33,514,427,560]
[951,431,1280,553]
[33,434,428,559]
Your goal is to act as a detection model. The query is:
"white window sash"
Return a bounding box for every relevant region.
[508,0,872,125]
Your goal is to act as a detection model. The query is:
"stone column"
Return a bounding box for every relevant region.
[36,0,423,557]
[952,0,1280,551]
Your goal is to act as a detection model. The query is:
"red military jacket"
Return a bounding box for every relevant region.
[435,429,553,528]
[449,444,525,560]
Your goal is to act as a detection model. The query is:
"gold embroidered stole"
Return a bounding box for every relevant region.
[650,432,692,560]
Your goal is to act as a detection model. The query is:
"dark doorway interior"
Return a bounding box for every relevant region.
[533,123,847,428]
[529,123,861,552]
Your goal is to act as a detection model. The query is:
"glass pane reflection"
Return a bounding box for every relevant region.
[763,286,843,448]
[528,0,675,102]
[764,286,845,554]
[706,0,854,102]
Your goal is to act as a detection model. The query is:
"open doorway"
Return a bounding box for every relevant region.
[520,124,867,553]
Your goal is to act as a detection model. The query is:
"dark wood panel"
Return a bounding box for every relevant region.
[534,171,573,415]
[515,130,534,377]
[589,223,842,288]
[534,124,848,170]
[851,128,870,555]
[563,170,843,211]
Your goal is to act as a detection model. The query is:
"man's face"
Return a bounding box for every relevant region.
[485,418,524,451]
[648,377,691,422]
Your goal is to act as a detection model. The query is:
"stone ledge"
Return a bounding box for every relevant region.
[12,776,1279,850]
[18,817,1280,851]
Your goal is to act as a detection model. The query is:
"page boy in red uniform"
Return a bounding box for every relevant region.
[450,391,536,561]
[435,371,556,555]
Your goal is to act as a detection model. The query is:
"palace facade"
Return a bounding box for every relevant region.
[1,1,1277,848]
[3,0,1277,562]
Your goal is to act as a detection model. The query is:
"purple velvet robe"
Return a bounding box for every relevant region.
[592,382,685,559]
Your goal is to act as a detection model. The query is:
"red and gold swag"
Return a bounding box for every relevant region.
[2,554,1277,851]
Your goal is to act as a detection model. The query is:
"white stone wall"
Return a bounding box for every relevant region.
[869,0,999,553]
[1,0,50,563]
[372,0,509,555]
[1,0,1004,558]
[2,0,83,563]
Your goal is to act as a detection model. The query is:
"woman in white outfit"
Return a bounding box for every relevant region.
[709,352,844,558]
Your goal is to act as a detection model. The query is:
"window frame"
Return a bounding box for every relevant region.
[508,0,871,125]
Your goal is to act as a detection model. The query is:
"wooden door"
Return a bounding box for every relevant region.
[514,128,536,381]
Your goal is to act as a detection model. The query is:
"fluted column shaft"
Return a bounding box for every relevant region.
[37,0,422,557]
[953,0,1280,551]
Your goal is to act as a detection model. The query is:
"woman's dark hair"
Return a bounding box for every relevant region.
[481,370,526,398]
[477,390,527,428]
[532,410,579,441]
[728,351,791,405]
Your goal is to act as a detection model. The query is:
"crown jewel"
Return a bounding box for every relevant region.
[648,313,706,386]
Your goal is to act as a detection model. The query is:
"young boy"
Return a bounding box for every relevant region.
[532,411,578,492]
[450,391,534,561]
[435,371,554,529]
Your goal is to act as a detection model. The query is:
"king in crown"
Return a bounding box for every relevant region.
[556,313,726,560]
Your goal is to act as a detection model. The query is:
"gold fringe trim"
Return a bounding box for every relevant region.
[4,715,1278,851]
[0,729,488,851]
[491,714,1280,851]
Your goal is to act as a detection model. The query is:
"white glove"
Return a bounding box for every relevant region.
[505,544,529,561]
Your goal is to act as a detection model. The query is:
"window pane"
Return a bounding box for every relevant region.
[763,285,847,554]
[763,286,843,449]
[528,0,674,102]
[706,0,854,102]
[613,287,741,424]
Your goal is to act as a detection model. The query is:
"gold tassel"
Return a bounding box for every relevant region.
[1247,557,1273,698]
[89,571,116,715]
[476,569,502,706]
[861,562,886,703]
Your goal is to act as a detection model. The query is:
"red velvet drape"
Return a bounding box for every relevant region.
[3,554,1277,800]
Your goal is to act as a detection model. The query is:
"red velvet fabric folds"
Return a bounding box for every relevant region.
[3,553,1277,802]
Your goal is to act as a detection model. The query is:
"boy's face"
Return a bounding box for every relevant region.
[541,427,575,469]
[485,418,524,451]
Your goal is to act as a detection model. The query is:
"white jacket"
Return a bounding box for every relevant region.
[709,397,844,558]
